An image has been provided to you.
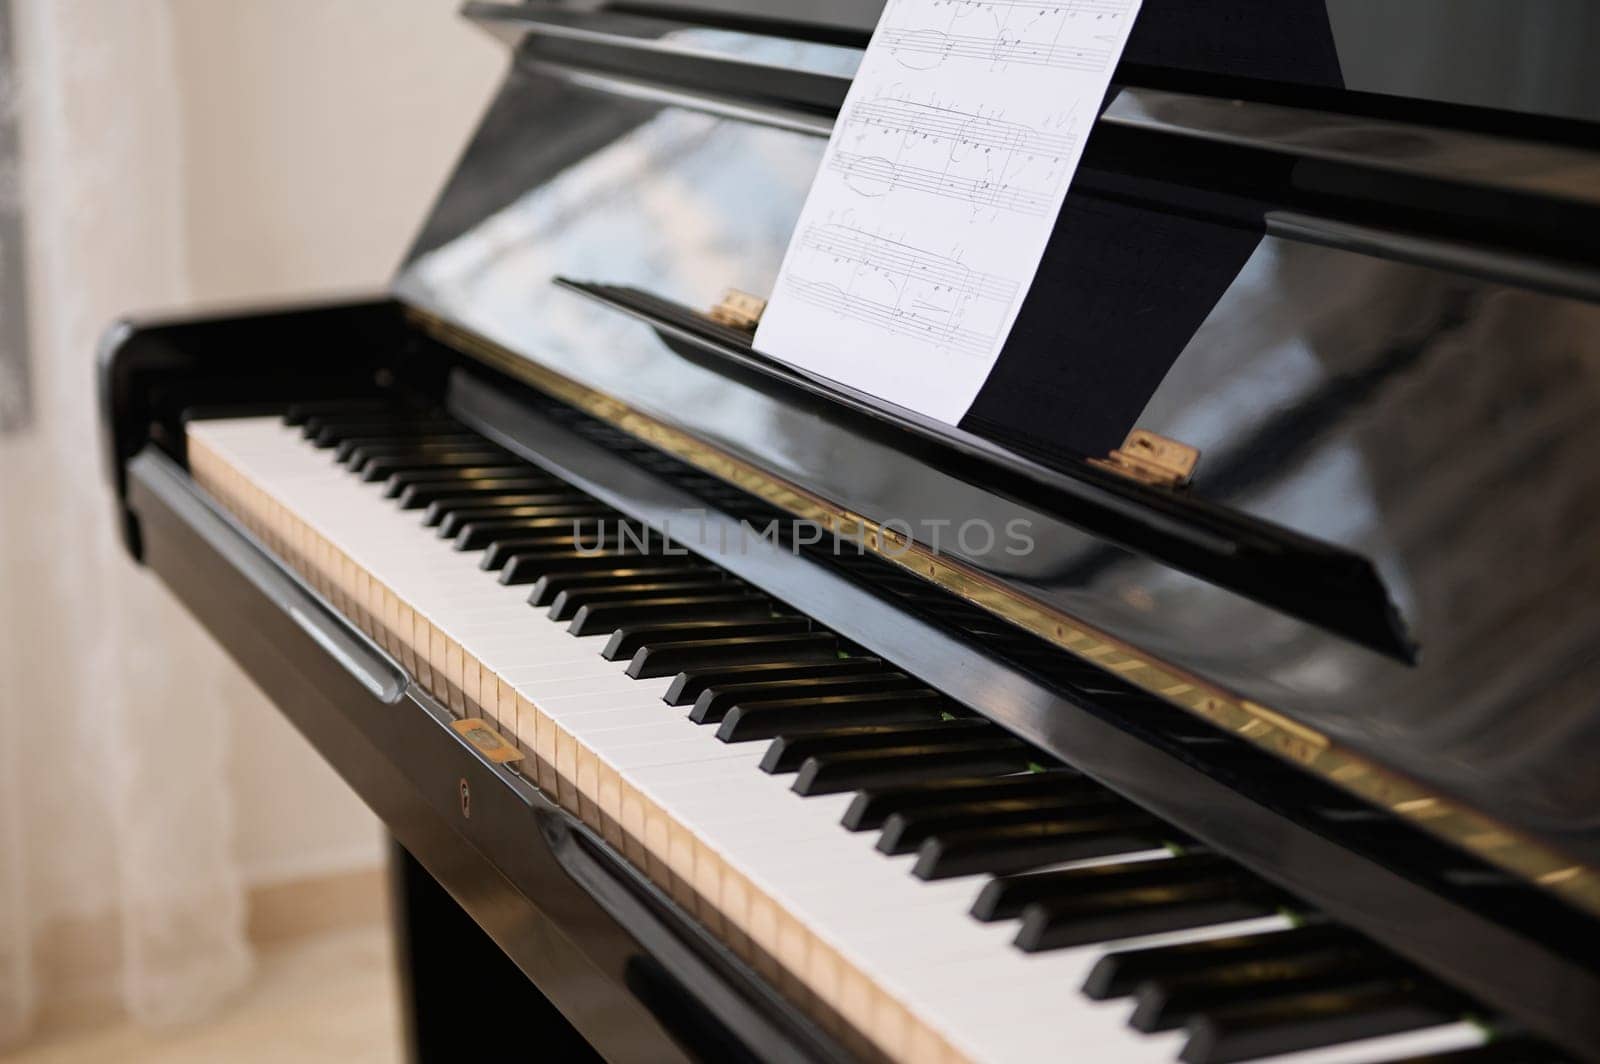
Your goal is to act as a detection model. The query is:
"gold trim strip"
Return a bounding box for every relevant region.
[410,307,1600,918]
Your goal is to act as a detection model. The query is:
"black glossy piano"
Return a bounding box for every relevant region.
[99,2,1600,1061]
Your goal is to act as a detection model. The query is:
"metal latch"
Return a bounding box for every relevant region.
[1089,429,1200,488]
[708,288,767,332]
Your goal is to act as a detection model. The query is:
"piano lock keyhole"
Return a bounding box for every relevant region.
[458,778,471,819]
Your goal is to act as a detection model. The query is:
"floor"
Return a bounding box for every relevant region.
[8,926,403,1064]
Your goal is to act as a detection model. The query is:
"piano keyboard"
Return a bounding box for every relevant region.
[184,405,1526,1064]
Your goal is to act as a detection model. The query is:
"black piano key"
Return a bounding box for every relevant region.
[880,790,1133,855]
[841,769,1083,831]
[339,437,488,466]
[603,617,813,660]
[664,658,890,706]
[498,547,660,584]
[761,718,1000,773]
[626,633,842,679]
[186,402,301,425]
[914,812,1168,881]
[530,566,723,608]
[384,466,536,498]
[1083,924,1352,1000]
[298,410,433,436]
[450,512,618,546]
[690,673,921,724]
[717,690,948,742]
[359,449,512,481]
[284,398,396,425]
[548,579,738,621]
[304,406,449,423]
[1016,879,1289,953]
[457,516,628,552]
[482,534,641,571]
[398,476,564,508]
[334,434,481,462]
[793,742,1038,797]
[973,852,1232,922]
[569,594,777,637]
[1132,950,1402,1032]
[356,444,511,470]
[450,508,633,534]
[308,417,460,445]
[477,530,622,558]
[1179,981,1465,1064]
[437,503,607,538]
[472,520,642,557]
[422,490,581,525]
[298,406,442,429]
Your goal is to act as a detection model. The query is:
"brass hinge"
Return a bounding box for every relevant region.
[1089,429,1200,488]
[708,288,767,332]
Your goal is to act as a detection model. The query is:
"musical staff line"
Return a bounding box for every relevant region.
[830,151,1056,215]
[848,99,1078,160]
[797,224,1020,304]
[784,224,1015,358]
[880,27,1114,72]
[925,0,1124,13]
[787,280,995,357]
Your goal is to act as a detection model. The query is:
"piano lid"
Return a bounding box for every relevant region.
[393,0,1600,896]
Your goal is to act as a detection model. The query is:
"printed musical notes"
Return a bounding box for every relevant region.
[754,0,1142,424]
[784,223,1018,357]
[831,99,1078,215]
[848,99,1079,160]
[880,28,1114,72]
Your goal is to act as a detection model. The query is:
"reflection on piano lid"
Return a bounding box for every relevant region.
[99,1,1600,1061]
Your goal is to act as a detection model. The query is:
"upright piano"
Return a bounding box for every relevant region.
[99,2,1600,1061]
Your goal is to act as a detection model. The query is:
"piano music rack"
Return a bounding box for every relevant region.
[549,276,1417,661]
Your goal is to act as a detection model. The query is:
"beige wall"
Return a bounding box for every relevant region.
[166,1,501,884]
[169,2,500,305]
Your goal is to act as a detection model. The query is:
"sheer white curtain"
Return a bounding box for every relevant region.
[0,0,251,1047]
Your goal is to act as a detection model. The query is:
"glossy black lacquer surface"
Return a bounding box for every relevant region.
[578,0,1600,129]
[394,1,1600,877]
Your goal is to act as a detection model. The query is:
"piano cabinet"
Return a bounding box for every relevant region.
[96,0,1600,1060]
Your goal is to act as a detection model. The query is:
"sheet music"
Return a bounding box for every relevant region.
[753,0,1142,424]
